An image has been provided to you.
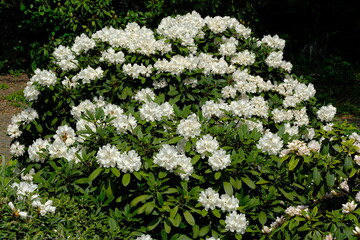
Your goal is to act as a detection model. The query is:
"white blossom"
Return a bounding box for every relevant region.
[99,48,125,65]
[30,69,57,87]
[196,134,219,157]
[257,131,283,155]
[198,188,221,211]
[134,88,155,102]
[32,200,56,216]
[231,50,256,66]
[135,235,153,240]
[10,141,25,157]
[259,35,286,50]
[317,105,337,122]
[28,138,50,162]
[285,205,309,217]
[176,113,202,139]
[71,33,96,55]
[225,211,248,234]
[208,148,231,171]
[96,144,121,168]
[342,201,357,214]
[117,150,142,173]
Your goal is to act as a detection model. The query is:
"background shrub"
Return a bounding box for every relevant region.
[3,11,360,239]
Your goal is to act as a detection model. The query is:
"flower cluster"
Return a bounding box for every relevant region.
[153,144,193,180]
[285,205,309,217]
[198,188,239,212]
[8,169,56,219]
[317,104,337,122]
[198,188,248,234]
[96,144,142,172]
[256,131,283,155]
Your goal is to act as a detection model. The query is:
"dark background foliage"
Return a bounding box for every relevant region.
[0,0,359,114]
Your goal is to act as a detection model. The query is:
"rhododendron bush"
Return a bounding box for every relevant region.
[5,11,360,239]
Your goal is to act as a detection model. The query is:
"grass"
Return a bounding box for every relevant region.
[0,83,9,90]
[5,90,27,107]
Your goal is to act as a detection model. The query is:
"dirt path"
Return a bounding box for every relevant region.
[0,74,28,160]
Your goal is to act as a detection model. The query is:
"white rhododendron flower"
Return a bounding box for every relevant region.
[30,69,57,87]
[196,134,219,157]
[72,66,103,84]
[71,33,96,55]
[231,50,256,66]
[135,235,153,240]
[225,211,248,234]
[10,141,25,157]
[28,138,50,162]
[285,205,309,217]
[96,144,121,168]
[317,104,337,122]
[99,48,125,65]
[256,131,283,155]
[153,144,193,179]
[11,181,38,200]
[208,148,231,171]
[176,113,202,139]
[134,88,156,102]
[32,200,56,216]
[259,34,286,50]
[117,150,142,173]
[198,188,221,211]
[342,201,357,214]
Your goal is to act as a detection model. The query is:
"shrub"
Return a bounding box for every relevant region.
[5,11,360,239]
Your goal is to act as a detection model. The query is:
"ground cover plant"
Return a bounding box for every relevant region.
[2,11,360,239]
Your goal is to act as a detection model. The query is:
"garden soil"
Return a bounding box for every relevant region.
[0,74,359,161]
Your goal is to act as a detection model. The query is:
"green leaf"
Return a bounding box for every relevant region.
[74,178,89,184]
[111,168,120,177]
[88,168,103,182]
[130,195,150,207]
[313,167,321,185]
[163,188,178,194]
[169,213,182,227]
[170,206,179,219]
[183,210,195,226]
[241,176,256,189]
[166,136,184,144]
[108,217,119,232]
[279,188,294,201]
[223,182,233,195]
[344,156,353,173]
[326,172,335,187]
[230,177,242,189]
[49,161,58,171]
[214,171,221,180]
[211,209,221,218]
[288,157,300,171]
[199,226,210,237]
[147,217,161,231]
[258,211,267,225]
[185,141,192,153]
[35,122,43,133]
[122,173,131,187]
[349,168,357,178]
[192,225,199,238]
[164,219,171,233]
